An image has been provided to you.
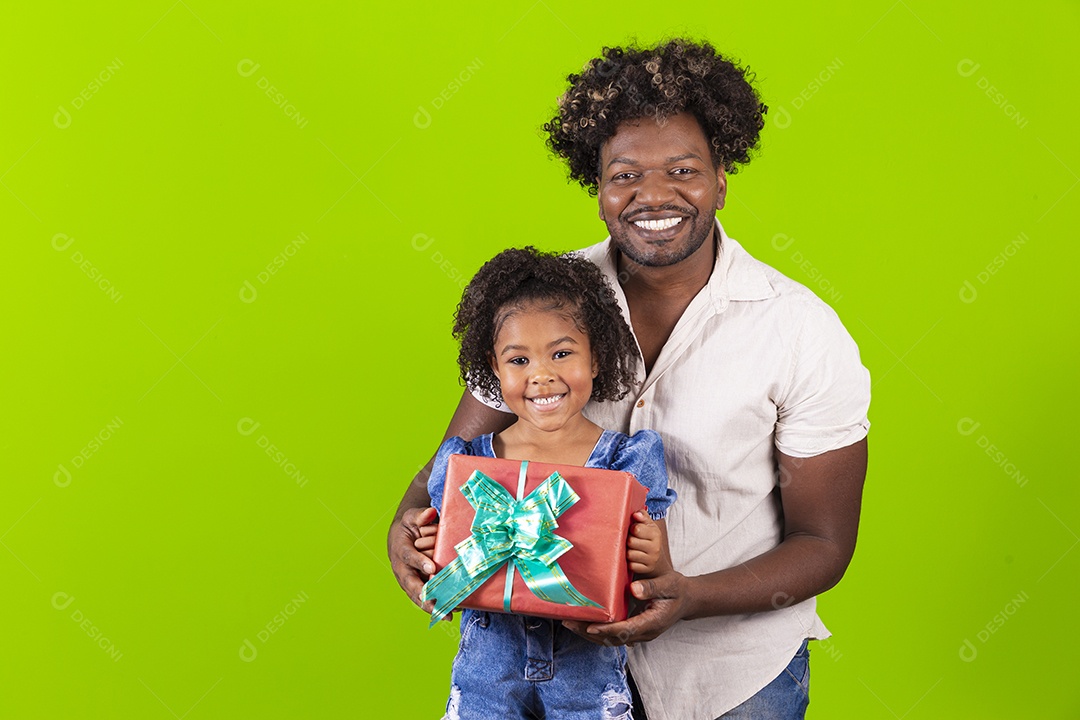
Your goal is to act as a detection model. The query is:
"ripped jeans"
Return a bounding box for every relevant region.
[442,609,634,720]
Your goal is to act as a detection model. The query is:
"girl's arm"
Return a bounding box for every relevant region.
[627,511,673,578]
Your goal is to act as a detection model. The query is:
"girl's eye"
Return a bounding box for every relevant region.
[508,357,528,366]
[553,350,571,360]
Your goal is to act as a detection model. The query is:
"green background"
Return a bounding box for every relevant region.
[2,1,1077,717]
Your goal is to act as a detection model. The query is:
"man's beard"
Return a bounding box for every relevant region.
[609,206,714,268]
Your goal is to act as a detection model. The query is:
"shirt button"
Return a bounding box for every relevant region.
[636,399,645,408]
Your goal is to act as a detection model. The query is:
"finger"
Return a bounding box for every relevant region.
[416,506,439,527]
[561,619,590,636]
[417,523,440,538]
[627,535,657,551]
[402,573,429,609]
[591,606,673,644]
[403,506,439,530]
[631,578,653,599]
[630,576,678,600]
[583,617,639,644]
[391,509,443,610]
[414,535,437,552]
[391,526,438,595]
[400,544,436,576]
[561,620,620,646]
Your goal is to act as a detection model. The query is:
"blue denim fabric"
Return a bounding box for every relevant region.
[430,429,673,718]
[586,429,675,520]
[442,610,633,720]
[629,639,810,720]
[716,639,810,719]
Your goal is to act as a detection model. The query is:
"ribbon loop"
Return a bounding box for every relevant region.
[421,467,603,627]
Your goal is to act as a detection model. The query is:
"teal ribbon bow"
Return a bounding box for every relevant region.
[421,463,602,627]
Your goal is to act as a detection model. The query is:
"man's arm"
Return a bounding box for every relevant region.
[567,438,867,643]
[387,390,515,609]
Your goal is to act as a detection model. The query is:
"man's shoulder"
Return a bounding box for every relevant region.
[725,237,831,308]
[572,238,613,268]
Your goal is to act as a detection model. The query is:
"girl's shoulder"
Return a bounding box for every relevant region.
[435,433,495,460]
[612,428,665,456]
[429,434,497,513]
[598,429,674,519]
[593,429,664,471]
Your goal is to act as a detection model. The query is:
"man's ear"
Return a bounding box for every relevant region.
[715,165,728,211]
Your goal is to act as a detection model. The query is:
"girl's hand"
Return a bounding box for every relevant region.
[414,523,439,561]
[627,510,663,576]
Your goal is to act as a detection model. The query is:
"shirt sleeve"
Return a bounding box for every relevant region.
[609,430,677,520]
[774,299,871,458]
[427,436,469,515]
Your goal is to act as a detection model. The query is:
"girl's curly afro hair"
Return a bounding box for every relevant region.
[543,38,767,195]
[454,246,638,407]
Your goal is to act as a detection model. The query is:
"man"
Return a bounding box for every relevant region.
[389,39,870,719]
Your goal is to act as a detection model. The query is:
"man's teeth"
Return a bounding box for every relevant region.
[531,394,564,405]
[634,217,683,231]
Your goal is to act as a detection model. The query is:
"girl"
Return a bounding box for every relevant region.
[416,246,676,720]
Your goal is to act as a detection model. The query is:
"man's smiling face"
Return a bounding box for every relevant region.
[597,112,727,268]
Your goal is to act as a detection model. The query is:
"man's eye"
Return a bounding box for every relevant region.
[613,172,635,181]
[672,167,695,175]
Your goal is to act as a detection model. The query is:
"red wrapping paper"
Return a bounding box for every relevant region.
[432,454,648,623]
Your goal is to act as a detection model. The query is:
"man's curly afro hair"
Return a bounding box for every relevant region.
[543,38,767,195]
[454,246,638,407]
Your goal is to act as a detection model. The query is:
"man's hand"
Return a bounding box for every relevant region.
[389,506,440,611]
[562,571,692,646]
[568,438,869,642]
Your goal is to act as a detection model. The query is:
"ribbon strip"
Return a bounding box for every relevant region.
[421,465,602,627]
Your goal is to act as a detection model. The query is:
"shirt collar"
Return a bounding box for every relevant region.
[593,219,778,315]
[709,220,778,306]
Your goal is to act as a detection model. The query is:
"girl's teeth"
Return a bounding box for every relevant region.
[633,217,683,231]
[531,394,564,405]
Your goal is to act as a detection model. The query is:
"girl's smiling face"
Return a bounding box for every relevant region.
[489,303,598,434]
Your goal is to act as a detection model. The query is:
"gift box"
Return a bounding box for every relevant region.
[423,454,647,625]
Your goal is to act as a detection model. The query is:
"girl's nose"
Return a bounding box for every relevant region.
[529,362,556,383]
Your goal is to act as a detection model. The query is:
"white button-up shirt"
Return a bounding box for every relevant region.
[579,225,870,719]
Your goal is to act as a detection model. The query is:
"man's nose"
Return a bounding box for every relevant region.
[634,170,676,205]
